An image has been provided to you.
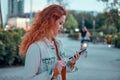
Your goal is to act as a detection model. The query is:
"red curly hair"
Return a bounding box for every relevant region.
[19,4,67,56]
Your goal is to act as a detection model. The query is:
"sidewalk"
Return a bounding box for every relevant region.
[0,66,23,80]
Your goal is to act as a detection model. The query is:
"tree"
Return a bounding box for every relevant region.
[97,0,120,33]
[72,11,94,29]
[64,13,78,33]
[95,13,105,30]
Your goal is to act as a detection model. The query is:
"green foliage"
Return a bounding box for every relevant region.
[0,25,3,31]
[97,0,108,2]
[112,32,120,48]
[98,0,120,32]
[90,32,99,41]
[105,34,113,44]
[0,24,3,29]
[98,24,117,34]
[68,32,79,40]
[95,13,105,29]
[0,29,25,67]
[64,13,78,30]
[71,11,94,29]
[103,32,120,48]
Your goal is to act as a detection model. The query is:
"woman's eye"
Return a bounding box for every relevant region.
[60,22,63,25]
[59,22,62,25]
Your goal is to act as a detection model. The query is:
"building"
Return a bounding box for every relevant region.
[6,0,25,29]
[5,17,30,30]
[1,0,35,29]
[8,0,24,17]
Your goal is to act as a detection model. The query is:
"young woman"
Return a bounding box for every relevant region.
[19,4,81,80]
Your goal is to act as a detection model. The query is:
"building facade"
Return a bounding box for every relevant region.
[8,0,24,17]
[0,0,8,27]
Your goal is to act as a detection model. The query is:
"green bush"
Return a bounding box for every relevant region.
[112,33,120,48]
[0,29,25,67]
[68,32,79,40]
[105,34,112,44]
[90,32,99,42]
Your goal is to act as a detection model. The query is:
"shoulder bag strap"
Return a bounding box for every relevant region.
[53,39,66,80]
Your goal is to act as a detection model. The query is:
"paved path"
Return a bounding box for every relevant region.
[60,37,120,80]
[0,36,120,80]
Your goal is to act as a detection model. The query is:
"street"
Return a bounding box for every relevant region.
[0,36,120,80]
[59,36,120,80]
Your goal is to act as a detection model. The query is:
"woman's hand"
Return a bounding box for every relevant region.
[55,60,66,73]
[71,52,81,63]
[52,60,66,78]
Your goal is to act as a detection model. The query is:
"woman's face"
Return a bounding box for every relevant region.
[55,15,66,35]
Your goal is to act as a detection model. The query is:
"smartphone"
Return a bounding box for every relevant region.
[69,49,86,59]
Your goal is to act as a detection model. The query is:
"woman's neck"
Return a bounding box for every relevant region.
[48,37,55,43]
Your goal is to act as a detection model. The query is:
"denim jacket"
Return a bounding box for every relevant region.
[22,37,74,80]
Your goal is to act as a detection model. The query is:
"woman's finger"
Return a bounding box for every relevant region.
[72,53,80,62]
[59,60,66,67]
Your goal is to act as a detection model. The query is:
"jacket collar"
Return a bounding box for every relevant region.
[43,37,59,49]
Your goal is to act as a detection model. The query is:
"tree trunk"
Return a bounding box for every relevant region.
[0,1,3,28]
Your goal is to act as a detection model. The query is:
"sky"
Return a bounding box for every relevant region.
[24,0,105,13]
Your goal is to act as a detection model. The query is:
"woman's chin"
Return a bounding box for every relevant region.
[55,30,62,35]
[58,31,62,34]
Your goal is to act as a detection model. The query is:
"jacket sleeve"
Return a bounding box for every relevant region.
[22,43,50,80]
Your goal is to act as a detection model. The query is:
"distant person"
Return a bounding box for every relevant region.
[19,4,81,80]
[78,26,91,48]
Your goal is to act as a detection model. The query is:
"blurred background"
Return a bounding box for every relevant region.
[0,0,120,67]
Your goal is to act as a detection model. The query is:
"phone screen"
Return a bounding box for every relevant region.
[69,49,86,59]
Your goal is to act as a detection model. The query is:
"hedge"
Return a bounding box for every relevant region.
[0,28,25,67]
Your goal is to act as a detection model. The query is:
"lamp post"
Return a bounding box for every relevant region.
[82,16,85,26]
[92,11,97,35]
[105,7,111,34]
[93,19,95,32]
